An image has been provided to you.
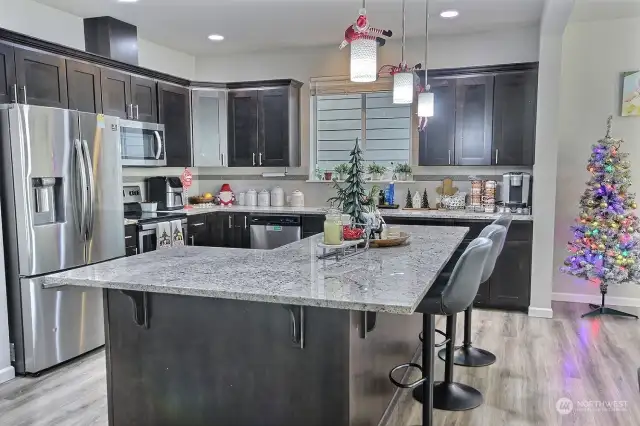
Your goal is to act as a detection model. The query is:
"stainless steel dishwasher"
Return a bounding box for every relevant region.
[250,215,301,249]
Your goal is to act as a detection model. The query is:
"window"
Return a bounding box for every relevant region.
[311,77,413,174]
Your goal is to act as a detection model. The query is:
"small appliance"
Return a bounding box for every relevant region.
[502,172,532,210]
[120,119,166,167]
[146,177,184,210]
[123,185,188,252]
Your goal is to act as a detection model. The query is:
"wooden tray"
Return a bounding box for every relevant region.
[190,196,215,204]
[377,204,400,209]
[370,232,410,248]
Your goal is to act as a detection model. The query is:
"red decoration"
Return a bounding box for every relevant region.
[180,168,193,189]
[339,8,392,50]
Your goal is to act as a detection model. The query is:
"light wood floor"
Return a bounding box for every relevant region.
[0,302,638,426]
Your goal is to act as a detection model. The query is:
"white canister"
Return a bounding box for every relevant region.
[271,186,285,207]
[238,192,246,206]
[290,190,304,207]
[246,189,258,206]
[258,190,270,207]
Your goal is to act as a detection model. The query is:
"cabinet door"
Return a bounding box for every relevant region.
[66,60,102,113]
[192,90,227,167]
[258,88,289,167]
[158,83,192,167]
[101,68,132,119]
[232,213,251,248]
[418,78,456,166]
[14,48,68,108]
[488,240,532,310]
[228,90,259,167]
[187,215,209,246]
[492,71,537,166]
[454,76,493,166]
[0,43,16,104]
[131,76,158,123]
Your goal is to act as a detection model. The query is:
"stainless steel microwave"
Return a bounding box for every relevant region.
[120,120,166,167]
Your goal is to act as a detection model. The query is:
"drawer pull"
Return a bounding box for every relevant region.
[191,222,205,227]
[125,235,133,239]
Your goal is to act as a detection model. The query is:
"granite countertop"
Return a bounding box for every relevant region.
[43,225,467,315]
[122,205,532,225]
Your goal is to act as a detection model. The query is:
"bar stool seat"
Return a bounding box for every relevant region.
[388,236,493,426]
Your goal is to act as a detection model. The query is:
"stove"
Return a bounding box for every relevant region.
[124,211,187,225]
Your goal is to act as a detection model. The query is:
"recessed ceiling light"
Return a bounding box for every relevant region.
[208,34,225,41]
[117,0,139,3]
[440,10,459,18]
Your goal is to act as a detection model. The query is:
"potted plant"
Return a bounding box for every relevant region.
[334,163,350,181]
[367,163,387,180]
[394,163,412,181]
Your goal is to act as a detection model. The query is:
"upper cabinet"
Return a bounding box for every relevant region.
[158,83,191,167]
[192,88,227,167]
[492,70,538,166]
[0,44,16,104]
[227,80,301,168]
[418,68,537,167]
[66,59,102,113]
[14,48,68,108]
[100,69,157,122]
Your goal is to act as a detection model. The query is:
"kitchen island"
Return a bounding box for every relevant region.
[44,225,468,426]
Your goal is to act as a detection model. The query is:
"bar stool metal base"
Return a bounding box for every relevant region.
[412,381,483,411]
[437,345,497,367]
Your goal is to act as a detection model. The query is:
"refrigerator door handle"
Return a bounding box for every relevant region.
[153,131,163,160]
[74,139,88,238]
[81,139,95,240]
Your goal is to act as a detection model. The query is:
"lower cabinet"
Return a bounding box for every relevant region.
[302,214,324,239]
[187,214,211,246]
[209,212,251,249]
[124,224,138,256]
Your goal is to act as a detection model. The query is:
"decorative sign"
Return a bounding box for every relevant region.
[180,168,193,189]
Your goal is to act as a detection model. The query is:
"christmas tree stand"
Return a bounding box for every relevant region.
[582,285,638,319]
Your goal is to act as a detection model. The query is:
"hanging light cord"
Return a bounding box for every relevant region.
[424,0,429,86]
[401,0,406,65]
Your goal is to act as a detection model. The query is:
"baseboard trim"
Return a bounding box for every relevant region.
[528,307,553,318]
[552,292,640,308]
[0,365,15,384]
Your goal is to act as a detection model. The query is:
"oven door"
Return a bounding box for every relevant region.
[120,120,166,167]
[138,220,188,253]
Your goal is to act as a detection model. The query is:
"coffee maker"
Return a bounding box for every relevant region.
[501,172,532,211]
[146,177,184,210]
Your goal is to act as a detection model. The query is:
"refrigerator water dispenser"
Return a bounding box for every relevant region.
[32,177,62,225]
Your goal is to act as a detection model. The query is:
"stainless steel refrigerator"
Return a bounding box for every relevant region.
[0,104,124,374]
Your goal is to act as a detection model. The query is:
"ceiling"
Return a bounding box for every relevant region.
[33,0,545,56]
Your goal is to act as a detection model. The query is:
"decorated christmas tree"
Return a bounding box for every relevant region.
[562,116,640,318]
[422,189,430,209]
[327,139,368,224]
[405,189,413,208]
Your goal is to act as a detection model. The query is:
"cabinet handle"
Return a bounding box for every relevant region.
[190,235,195,246]
[495,149,499,164]
[125,235,133,239]
[128,104,133,119]
[252,153,256,166]
[135,248,138,255]
[22,86,27,104]
[221,153,225,166]
[191,222,205,227]
[135,105,140,120]
[244,215,248,229]
[228,214,232,229]
[448,150,452,165]
[259,152,263,166]
[11,84,17,103]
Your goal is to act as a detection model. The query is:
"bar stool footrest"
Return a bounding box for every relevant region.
[388,363,426,389]
[420,329,450,347]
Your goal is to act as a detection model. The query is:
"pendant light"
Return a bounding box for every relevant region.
[418,0,434,117]
[350,0,377,82]
[393,0,413,104]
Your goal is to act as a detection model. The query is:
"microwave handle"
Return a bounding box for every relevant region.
[154,130,163,160]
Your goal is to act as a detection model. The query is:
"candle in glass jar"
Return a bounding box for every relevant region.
[323,214,343,245]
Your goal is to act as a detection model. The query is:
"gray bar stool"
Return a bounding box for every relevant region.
[439,216,512,367]
[388,236,493,425]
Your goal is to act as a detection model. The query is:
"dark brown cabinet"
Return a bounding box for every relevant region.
[158,82,191,167]
[258,88,290,167]
[66,60,102,113]
[228,90,259,167]
[124,224,138,256]
[15,48,68,108]
[0,43,16,104]
[131,76,157,122]
[454,76,493,165]
[227,81,300,168]
[212,213,250,248]
[492,71,538,166]
[187,214,212,247]
[100,68,131,119]
[419,78,456,166]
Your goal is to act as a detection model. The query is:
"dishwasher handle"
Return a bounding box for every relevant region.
[250,215,301,226]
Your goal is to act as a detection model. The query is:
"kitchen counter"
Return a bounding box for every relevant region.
[44,225,467,314]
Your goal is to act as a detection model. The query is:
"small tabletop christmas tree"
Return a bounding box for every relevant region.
[422,189,430,209]
[561,116,640,319]
[405,188,413,208]
[327,139,368,225]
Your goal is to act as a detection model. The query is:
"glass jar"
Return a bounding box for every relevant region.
[323,211,343,245]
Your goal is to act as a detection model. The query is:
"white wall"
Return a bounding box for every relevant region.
[553,16,640,306]
[0,0,195,79]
